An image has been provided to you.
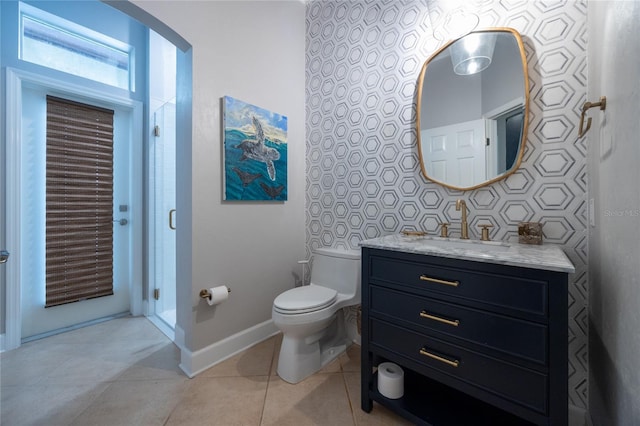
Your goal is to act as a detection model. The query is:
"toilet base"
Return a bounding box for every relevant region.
[276,311,349,384]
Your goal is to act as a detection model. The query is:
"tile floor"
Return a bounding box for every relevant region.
[1,316,412,425]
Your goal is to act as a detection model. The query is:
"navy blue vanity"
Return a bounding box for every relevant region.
[360,235,575,426]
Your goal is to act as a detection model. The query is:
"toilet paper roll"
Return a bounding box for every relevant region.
[206,285,230,306]
[377,362,404,399]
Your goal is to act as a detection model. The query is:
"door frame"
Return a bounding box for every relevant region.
[3,67,143,351]
[484,97,525,176]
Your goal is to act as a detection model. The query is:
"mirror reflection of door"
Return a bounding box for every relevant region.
[422,119,487,188]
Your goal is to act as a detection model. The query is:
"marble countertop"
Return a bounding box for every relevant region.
[359,234,575,273]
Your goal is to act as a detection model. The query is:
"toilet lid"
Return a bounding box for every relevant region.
[273,285,337,313]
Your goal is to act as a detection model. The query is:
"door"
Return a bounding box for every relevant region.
[149,101,177,330]
[18,84,133,340]
[421,119,487,188]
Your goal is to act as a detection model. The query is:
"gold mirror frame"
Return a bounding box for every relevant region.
[416,27,530,191]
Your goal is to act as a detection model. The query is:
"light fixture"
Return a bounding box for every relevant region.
[427,0,480,41]
[449,32,497,75]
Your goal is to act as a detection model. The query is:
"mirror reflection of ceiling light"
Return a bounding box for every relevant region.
[449,32,497,76]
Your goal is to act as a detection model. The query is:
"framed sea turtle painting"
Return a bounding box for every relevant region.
[222,96,288,201]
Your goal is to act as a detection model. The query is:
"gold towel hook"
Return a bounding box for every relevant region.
[578,96,606,137]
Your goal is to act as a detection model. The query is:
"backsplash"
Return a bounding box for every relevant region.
[305,0,588,408]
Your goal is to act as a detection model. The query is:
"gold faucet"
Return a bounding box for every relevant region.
[455,199,469,239]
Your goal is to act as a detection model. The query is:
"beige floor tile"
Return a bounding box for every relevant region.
[0,382,110,426]
[70,378,189,426]
[343,372,414,426]
[116,342,186,381]
[261,373,354,426]
[0,342,71,387]
[339,343,361,372]
[44,316,164,345]
[38,343,140,384]
[1,317,380,426]
[201,336,277,378]
[165,376,268,426]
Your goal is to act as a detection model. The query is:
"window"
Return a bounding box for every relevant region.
[45,96,115,307]
[20,3,135,91]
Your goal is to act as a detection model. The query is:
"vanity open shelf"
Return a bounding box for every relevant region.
[359,236,575,426]
[369,364,535,425]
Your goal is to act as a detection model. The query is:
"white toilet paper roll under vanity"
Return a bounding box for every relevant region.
[200,285,230,306]
[377,362,404,399]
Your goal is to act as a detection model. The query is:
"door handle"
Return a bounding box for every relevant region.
[113,218,128,226]
[169,209,176,230]
[0,250,9,264]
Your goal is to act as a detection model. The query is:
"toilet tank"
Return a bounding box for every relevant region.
[310,248,361,300]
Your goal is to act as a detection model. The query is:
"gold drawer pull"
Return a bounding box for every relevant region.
[419,348,459,368]
[420,311,460,327]
[419,275,459,287]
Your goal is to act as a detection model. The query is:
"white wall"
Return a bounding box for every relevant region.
[129,1,306,358]
[587,1,640,424]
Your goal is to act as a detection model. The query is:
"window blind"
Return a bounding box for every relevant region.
[45,95,115,307]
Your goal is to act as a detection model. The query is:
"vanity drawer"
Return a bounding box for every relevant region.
[370,285,548,365]
[370,318,548,415]
[368,253,548,318]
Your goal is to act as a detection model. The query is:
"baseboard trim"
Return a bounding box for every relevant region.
[174,323,186,351]
[179,319,279,378]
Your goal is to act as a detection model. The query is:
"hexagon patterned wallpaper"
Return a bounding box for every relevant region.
[305,0,588,408]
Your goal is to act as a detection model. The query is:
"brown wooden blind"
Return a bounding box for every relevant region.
[45,95,115,307]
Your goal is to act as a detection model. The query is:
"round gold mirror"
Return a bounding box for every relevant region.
[416,28,529,191]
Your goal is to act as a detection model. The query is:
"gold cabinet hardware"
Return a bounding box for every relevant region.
[478,224,493,241]
[419,275,459,287]
[419,348,459,368]
[169,209,176,230]
[401,230,427,236]
[420,310,460,327]
[578,96,606,137]
[438,222,450,238]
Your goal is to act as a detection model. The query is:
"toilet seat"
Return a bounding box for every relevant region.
[273,285,337,314]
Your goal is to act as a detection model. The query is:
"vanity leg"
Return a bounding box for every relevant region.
[361,349,373,412]
[360,248,374,413]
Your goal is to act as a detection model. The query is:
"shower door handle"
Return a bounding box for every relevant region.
[169,209,176,230]
[0,250,9,264]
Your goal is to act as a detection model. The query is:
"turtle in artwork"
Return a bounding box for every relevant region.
[234,116,280,180]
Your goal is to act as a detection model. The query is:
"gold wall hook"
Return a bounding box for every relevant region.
[578,96,606,137]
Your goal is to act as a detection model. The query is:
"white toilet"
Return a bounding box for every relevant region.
[272,247,361,384]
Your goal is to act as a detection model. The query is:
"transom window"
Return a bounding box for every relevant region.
[19,2,135,91]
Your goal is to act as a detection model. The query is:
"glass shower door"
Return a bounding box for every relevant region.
[151,101,176,330]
